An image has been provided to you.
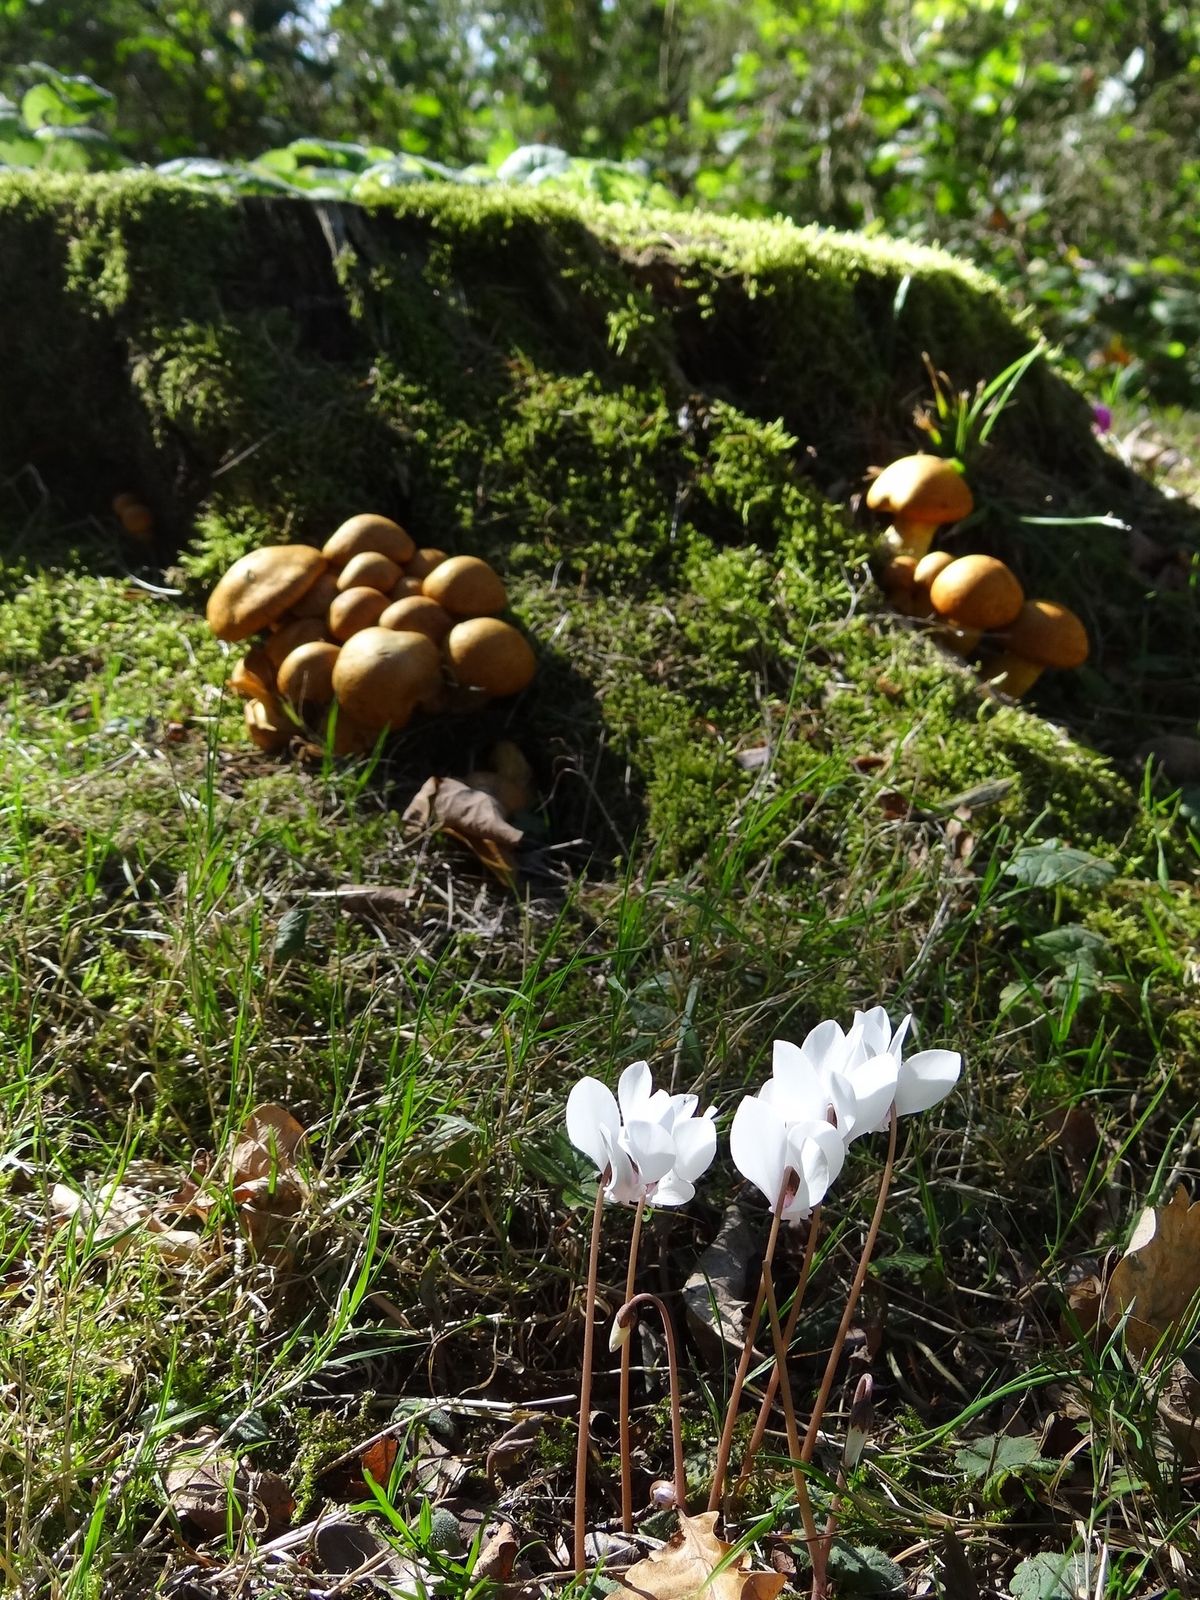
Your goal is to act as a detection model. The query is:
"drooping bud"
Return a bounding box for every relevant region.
[842,1373,875,1471]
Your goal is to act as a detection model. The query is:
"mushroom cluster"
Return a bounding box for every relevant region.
[868,455,1089,698]
[206,514,537,754]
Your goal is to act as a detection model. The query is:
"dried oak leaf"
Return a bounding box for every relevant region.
[1104,1186,1200,1358]
[404,775,524,884]
[615,1510,786,1600]
[229,1103,309,1252]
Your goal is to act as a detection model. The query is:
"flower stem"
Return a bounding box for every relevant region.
[574,1175,608,1575]
[733,1205,823,1499]
[614,1291,687,1513]
[619,1197,646,1534]
[761,1239,821,1567]
[705,1204,784,1513]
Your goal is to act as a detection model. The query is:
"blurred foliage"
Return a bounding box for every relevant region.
[1,1,1198,400]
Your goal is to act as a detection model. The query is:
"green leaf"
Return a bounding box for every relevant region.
[824,1541,905,1595]
[1029,924,1110,973]
[953,1433,1054,1498]
[1009,1550,1089,1600]
[272,905,310,962]
[1005,840,1117,890]
[21,66,113,130]
[34,125,127,172]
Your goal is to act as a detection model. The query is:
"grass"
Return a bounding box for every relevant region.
[2,173,1200,1598]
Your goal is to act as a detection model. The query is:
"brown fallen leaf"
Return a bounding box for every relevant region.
[1104,1186,1200,1358]
[474,1521,519,1582]
[164,1431,294,1538]
[404,775,524,885]
[330,884,416,920]
[682,1198,762,1357]
[615,1510,786,1600]
[228,1103,310,1253]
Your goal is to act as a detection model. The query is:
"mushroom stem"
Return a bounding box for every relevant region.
[881,518,939,560]
[934,624,981,658]
[984,653,1044,697]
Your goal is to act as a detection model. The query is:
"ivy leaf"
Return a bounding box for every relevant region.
[953,1433,1054,1498]
[1005,840,1117,890]
[824,1541,905,1595]
[1029,923,1110,973]
[1009,1550,1090,1600]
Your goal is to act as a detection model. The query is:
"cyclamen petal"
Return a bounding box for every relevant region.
[781,1131,831,1220]
[566,1077,621,1172]
[623,1118,677,1185]
[894,1049,961,1115]
[798,1018,850,1074]
[730,1095,790,1209]
[649,1170,696,1207]
[841,1055,900,1140]
[671,1114,717,1182]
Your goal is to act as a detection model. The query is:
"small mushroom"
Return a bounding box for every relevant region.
[423,555,507,617]
[445,617,536,698]
[928,554,1024,657]
[378,595,454,644]
[287,571,341,620]
[116,500,154,542]
[207,545,327,642]
[876,554,921,615]
[983,600,1089,697]
[244,693,291,753]
[322,513,415,568]
[911,550,955,616]
[336,551,404,594]
[406,547,449,581]
[331,626,443,730]
[264,617,328,670]
[866,455,973,560]
[329,586,390,642]
[277,640,341,708]
[227,646,276,700]
[390,575,426,600]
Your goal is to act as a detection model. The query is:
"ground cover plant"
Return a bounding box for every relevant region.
[2,172,1200,1599]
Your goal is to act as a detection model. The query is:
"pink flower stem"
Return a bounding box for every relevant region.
[705,1202,785,1513]
[614,1290,687,1513]
[574,1173,608,1574]
[618,1197,647,1533]
[733,1204,823,1499]
[761,1236,821,1565]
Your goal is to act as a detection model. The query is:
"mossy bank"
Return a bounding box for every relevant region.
[1,173,1198,1591]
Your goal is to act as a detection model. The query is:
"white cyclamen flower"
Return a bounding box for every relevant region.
[566,1061,717,1206]
[729,1093,842,1221]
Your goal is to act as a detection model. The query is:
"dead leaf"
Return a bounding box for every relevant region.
[485,1414,544,1481]
[404,775,524,884]
[228,1103,309,1252]
[164,1431,294,1538]
[683,1198,762,1357]
[331,884,416,919]
[1104,1186,1200,1358]
[615,1510,786,1600]
[734,745,770,771]
[474,1521,519,1582]
[51,1169,207,1262]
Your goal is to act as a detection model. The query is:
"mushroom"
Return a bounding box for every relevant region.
[378,595,454,644]
[445,617,536,698]
[244,693,291,753]
[264,617,329,670]
[390,575,426,600]
[228,646,276,700]
[910,550,955,617]
[423,555,507,617]
[329,586,391,642]
[406,547,449,581]
[207,545,327,642]
[866,455,973,560]
[277,640,341,708]
[331,626,443,730]
[336,551,404,594]
[928,554,1024,657]
[116,499,154,542]
[287,571,341,620]
[322,513,415,568]
[983,601,1089,697]
[876,554,920,615]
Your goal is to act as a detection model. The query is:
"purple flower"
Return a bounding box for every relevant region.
[1092,404,1113,435]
